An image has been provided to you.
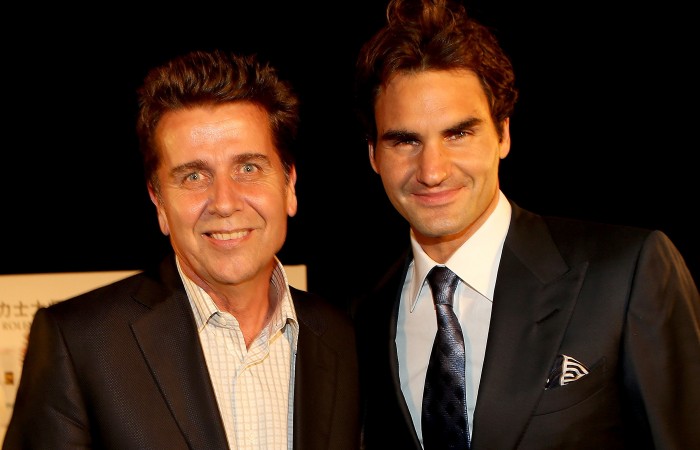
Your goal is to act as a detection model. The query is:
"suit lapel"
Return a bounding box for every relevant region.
[292,291,337,450]
[130,259,229,450]
[471,204,588,449]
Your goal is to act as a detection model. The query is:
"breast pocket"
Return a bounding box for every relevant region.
[534,357,607,415]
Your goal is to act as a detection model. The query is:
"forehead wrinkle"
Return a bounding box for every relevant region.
[188,118,243,145]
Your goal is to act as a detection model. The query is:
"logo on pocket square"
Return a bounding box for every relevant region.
[545,354,589,389]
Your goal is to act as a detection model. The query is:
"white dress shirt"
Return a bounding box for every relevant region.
[178,256,299,450]
[397,190,511,443]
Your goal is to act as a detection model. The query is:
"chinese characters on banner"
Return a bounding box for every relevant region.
[0,271,141,441]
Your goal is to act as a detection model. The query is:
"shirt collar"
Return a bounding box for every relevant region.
[177,256,299,346]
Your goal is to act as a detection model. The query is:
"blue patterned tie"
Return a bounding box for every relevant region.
[422,266,470,449]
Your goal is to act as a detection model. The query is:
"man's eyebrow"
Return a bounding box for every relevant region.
[171,160,207,175]
[443,118,482,135]
[233,152,270,164]
[380,129,420,142]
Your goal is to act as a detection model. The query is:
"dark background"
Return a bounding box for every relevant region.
[4,1,697,307]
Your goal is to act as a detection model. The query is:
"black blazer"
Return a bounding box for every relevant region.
[354,201,700,449]
[4,254,360,450]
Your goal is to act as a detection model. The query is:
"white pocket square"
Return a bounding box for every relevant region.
[545,354,589,389]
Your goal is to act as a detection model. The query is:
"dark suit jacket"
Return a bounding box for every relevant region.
[354,201,700,449]
[3,254,360,450]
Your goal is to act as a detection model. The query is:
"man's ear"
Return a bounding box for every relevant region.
[368,141,379,174]
[147,181,159,207]
[147,181,170,236]
[499,118,511,159]
[286,164,298,217]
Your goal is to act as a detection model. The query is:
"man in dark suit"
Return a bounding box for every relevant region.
[352,0,700,448]
[4,50,360,449]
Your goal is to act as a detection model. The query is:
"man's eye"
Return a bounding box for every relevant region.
[447,130,471,141]
[183,170,211,184]
[177,171,209,189]
[241,163,259,173]
[395,139,418,147]
[182,171,209,184]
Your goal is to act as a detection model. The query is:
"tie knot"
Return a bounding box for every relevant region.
[426,266,459,306]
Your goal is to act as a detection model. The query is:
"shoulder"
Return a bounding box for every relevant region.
[511,201,658,254]
[43,257,179,329]
[510,201,689,278]
[48,270,147,313]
